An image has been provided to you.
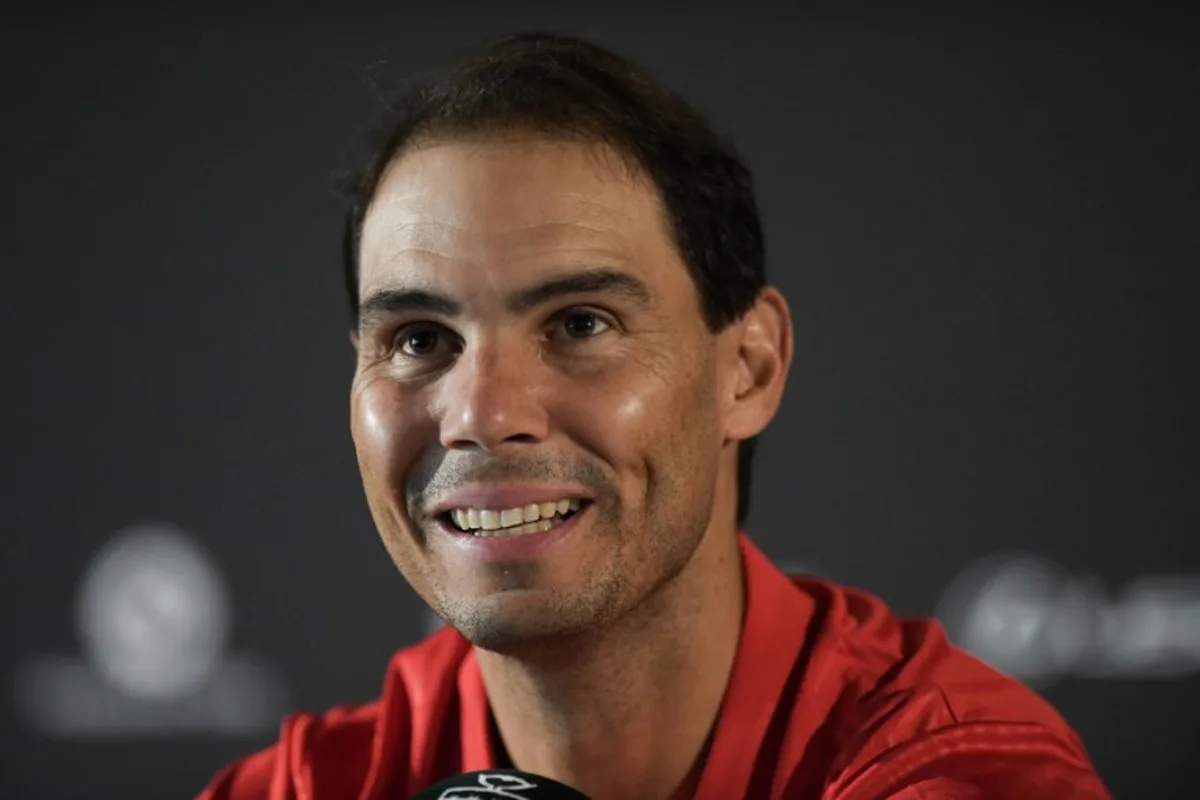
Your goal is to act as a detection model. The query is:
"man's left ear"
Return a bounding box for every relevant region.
[721,287,794,442]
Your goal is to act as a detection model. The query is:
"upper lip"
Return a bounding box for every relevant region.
[430,484,593,516]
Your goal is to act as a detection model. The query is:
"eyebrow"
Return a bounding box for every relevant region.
[357,268,652,328]
[506,268,652,314]
[358,289,461,329]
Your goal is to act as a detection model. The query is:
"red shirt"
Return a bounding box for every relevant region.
[200,535,1110,798]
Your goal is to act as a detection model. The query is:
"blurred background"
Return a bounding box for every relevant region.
[2,4,1196,798]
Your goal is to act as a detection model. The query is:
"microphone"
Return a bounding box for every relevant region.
[411,769,591,799]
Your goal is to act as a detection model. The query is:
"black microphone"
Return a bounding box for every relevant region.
[411,769,592,799]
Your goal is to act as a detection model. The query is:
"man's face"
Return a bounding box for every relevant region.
[351,137,730,650]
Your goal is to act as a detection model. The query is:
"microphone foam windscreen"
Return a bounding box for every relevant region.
[411,769,592,799]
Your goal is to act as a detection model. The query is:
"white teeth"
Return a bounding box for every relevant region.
[446,497,584,533]
[472,518,557,538]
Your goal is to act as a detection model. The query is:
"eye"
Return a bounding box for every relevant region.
[394,322,457,358]
[555,309,612,341]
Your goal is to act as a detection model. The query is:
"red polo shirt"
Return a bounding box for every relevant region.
[200,535,1110,798]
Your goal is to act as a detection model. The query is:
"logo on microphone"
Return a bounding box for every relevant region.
[438,772,539,799]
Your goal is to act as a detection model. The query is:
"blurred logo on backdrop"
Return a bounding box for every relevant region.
[410,547,1200,694]
[936,553,1200,688]
[12,523,289,737]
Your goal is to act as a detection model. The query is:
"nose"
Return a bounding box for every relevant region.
[437,338,550,451]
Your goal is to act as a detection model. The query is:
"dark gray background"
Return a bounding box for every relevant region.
[2,5,1196,798]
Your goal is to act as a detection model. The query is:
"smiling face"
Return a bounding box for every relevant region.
[350,137,743,650]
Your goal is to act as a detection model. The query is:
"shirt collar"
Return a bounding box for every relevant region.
[455,532,814,794]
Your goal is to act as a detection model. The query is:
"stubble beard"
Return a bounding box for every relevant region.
[432,498,634,654]
[435,494,715,659]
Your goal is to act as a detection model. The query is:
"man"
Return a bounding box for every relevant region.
[202,33,1110,799]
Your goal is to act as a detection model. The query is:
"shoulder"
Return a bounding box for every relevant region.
[817,718,1113,799]
[196,703,380,800]
[197,628,471,800]
[781,578,1110,798]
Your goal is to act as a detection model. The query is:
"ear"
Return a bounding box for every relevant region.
[721,287,793,443]
[349,329,360,353]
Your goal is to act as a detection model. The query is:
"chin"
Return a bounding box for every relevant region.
[438,590,607,654]
[451,611,574,654]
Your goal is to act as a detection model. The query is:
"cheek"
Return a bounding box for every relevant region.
[563,371,654,447]
[561,354,715,467]
[614,392,649,428]
[350,377,427,489]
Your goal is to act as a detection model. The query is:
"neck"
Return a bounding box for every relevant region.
[475,527,744,800]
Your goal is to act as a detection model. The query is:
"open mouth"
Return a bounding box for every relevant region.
[441,498,589,538]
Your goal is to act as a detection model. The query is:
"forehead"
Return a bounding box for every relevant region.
[357,137,686,294]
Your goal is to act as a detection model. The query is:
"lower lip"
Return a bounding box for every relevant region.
[439,505,590,562]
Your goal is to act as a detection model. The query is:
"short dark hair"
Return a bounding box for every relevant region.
[339,32,766,525]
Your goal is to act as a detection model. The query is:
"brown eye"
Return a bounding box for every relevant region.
[558,310,611,340]
[395,323,454,357]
